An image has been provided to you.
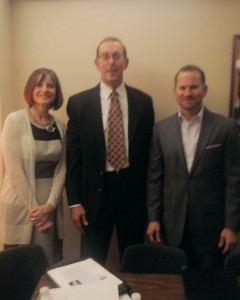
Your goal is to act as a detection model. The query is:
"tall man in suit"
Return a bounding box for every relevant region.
[66,37,154,265]
[147,65,240,270]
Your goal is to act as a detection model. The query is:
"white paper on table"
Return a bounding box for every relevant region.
[49,278,119,300]
[47,258,122,287]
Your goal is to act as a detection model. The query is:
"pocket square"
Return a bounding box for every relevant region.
[205,144,222,150]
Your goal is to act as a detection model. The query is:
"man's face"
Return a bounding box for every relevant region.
[95,41,129,89]
[174,71,207,117]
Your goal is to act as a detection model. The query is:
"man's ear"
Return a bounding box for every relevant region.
[94,58,99,69]
[124,58,129,70]
[203,84,208,96]
[173,86,176,96]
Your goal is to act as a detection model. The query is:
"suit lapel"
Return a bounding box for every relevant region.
[190,108,216,174]
[172,114,189,173]
[89,85,105,145]
[126,86,142,143]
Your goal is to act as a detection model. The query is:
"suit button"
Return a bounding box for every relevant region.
[98,188,102,192]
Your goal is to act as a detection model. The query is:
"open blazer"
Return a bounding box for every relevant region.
[66,84,154,226]
[147,108,240,253]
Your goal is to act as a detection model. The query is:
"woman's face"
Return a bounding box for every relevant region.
[32,74,56,108]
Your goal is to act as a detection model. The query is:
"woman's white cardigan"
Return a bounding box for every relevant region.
[0,109,66,244]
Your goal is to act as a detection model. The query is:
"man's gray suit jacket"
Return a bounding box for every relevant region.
[147,108,240,253]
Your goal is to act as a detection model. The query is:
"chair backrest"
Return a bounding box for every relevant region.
[0,245,48,300]
[120,244,187,274]
[225,252,240,275]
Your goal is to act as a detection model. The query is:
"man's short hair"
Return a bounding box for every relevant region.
[174,64,206,86]
[96,37,127,58]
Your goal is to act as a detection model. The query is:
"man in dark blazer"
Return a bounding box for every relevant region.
[147,65,240,270]
[66,37,154,265]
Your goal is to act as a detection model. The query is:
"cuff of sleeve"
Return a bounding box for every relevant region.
[69,204,82,208]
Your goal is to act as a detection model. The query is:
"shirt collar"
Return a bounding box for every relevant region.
[100,81,125,100]
[178,106,204,122]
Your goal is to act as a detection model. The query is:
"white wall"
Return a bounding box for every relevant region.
[0,0,12,114]
[0,0,13,250]
[9,0,240,123]
[1,0,240,262]
[0,0,12,176]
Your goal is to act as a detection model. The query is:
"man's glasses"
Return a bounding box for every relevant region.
[97,53,124,62]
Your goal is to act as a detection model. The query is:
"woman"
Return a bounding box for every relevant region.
[0,68,66,265]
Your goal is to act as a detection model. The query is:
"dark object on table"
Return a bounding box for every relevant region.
[182,266,240,300]
[121,244,187,274]
[0,245,48,300]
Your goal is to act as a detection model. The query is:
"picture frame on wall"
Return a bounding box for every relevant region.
[229,34,240,121]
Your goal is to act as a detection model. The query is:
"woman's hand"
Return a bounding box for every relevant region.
[29,204,54,233]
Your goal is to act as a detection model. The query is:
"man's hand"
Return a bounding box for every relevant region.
[218,228,238,254]
[70,205,88,234]
[146,221,162,243]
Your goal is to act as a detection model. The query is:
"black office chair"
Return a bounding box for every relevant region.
[225,253,240,275]
[0,245,48,300]
[120,244,187,274]
[223,237,240,275]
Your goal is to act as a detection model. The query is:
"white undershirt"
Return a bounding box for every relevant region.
[179,107,203,171]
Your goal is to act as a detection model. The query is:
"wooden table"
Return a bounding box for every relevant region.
[31,273,185,300]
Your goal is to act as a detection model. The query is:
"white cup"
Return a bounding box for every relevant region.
[131,292,141,300]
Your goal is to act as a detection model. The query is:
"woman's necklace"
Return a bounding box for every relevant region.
[45,120,56,133]
[29,110,56,133]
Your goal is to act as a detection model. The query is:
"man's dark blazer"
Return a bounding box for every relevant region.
[66,83,154,226]
[147,108,240,253]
